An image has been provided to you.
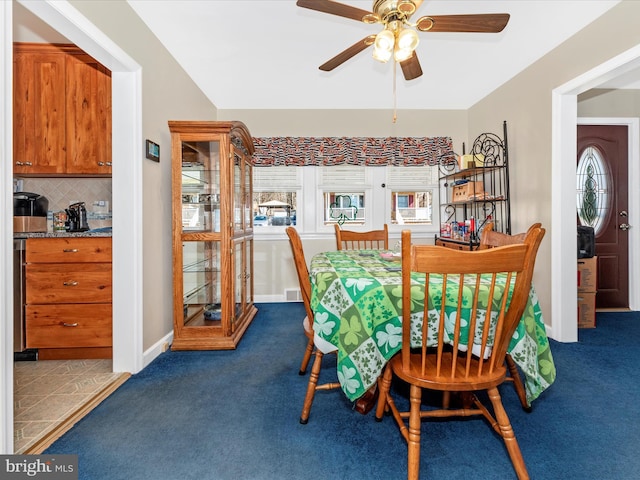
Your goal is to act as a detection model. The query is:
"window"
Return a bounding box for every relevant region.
[577,145,610,235]
[318,166,368,226]
[387,166,437,226]
[252,167,300,228]
[253,164,439,234]
[391,191,433,225]
[323,192,365,224]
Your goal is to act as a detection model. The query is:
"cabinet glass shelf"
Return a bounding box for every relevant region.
[182,164,221,232]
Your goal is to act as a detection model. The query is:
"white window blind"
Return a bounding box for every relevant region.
[319,166,367,188]
[253,166,300,191]
[386,166,439,188]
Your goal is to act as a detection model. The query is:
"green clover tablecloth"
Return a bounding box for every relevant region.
[309,250,556,403]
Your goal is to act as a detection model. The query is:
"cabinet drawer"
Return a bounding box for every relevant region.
[26,303,112,348]
[26,263,112,304]
[26,237,112,263]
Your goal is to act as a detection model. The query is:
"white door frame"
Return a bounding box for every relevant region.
[552,45,640,342]
[0,0,144,453]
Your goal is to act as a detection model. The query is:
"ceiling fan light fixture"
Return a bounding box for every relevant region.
[373,45,394,63]
[373,29,395,63]
[396,27,419,51]
[393,46,413,62]
[374,29,395,52]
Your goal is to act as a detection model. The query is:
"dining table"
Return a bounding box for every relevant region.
[309,249,557,403]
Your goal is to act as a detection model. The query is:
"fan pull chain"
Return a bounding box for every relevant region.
[393,61,397,123]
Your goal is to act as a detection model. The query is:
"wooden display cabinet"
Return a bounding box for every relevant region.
[169,121,256,350]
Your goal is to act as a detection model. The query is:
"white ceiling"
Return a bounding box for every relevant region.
[125,0,629,110]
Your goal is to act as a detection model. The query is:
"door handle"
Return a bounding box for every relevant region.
[620,223,631,231]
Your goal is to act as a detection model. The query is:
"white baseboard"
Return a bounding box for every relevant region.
[142,330,174,369]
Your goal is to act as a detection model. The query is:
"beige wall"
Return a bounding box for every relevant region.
[66,0,218,349]
[467,0,640,329]
[578,88,640,116]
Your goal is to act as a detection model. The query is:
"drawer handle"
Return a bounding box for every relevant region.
[63,322,79,327]
[63,281,79,286]
[63,249,79,253]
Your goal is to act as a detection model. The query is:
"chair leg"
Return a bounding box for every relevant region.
[375,365,393,421]
[505,354,531,412]
[486,387,530,480]
[300,350,323,424]
[407,384,422,480]
[299,335,315,375]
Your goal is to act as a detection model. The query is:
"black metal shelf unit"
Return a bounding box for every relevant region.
[436,121,511,249]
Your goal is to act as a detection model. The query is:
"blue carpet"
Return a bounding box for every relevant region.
[45,304,640,479]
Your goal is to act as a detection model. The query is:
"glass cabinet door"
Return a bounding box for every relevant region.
[233,239,244,330]
[182,140,221,233]
[244,159,252,231]
[245,238,253,308]
[182,241,222,328]
[233,150,243,232]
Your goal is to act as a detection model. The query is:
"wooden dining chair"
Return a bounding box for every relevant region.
[285,227,340,424]
[376,227,545,480]
[479,222,543,411]
[334,223,389,250]
[479,222,542,250]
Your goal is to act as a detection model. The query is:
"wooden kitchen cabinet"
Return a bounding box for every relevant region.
[65,51,113,174]
[25,237,112,359]
[13,46,66,174]
[169,121,257,350]
[13,43,112,176]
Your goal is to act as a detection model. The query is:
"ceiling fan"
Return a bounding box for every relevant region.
[296,0,510,81]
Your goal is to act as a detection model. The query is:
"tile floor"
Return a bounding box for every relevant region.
[13,359,125,454]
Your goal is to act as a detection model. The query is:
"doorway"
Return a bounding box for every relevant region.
[577,124,630,309]
[2,0,143,453]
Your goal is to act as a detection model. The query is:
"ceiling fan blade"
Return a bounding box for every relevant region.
[296,0,373,22]
[417,13,510,33]
[400,52,423,81]
[319,36,375,71]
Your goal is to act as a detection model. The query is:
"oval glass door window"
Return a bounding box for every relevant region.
[576,145,610,235]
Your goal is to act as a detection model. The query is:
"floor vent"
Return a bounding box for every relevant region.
[285,288,302,302]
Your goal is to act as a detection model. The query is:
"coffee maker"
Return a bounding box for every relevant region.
[65,202,90,232]
[13,192,49,232]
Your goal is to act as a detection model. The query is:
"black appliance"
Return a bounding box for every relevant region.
[13,192,49,232]
[66,202,90,232]
[577,225,595,258]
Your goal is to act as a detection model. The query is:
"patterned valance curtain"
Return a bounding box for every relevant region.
[252,136,455,167]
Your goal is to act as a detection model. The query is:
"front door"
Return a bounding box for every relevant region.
[577,125,629,309]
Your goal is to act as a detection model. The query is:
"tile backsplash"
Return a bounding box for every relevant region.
[16,178,113,231]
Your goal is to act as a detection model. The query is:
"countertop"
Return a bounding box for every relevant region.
[14,228,113,239]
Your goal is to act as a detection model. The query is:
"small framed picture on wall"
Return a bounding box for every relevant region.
[146,139,160,162]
